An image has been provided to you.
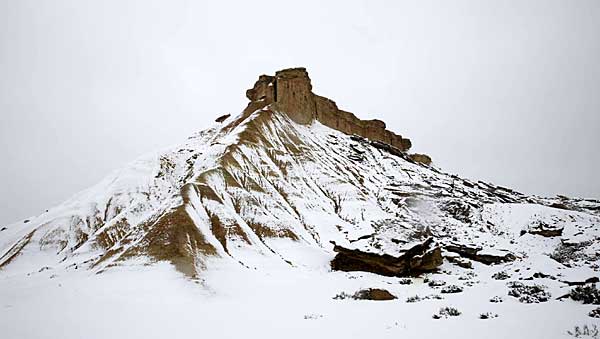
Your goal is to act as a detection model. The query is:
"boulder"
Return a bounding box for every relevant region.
[448,256,473,269]
[352,288,397,301]
[215,114,231,123]
[331,237,443,277]
[444,243,516,265]
[409,153,432,165]
[527,221,564,237]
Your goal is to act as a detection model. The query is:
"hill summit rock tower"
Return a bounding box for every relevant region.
[244,67,413,152]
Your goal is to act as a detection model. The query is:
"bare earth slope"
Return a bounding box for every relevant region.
[1,68,599,339]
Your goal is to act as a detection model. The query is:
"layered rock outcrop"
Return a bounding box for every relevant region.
[444,243,517,265]
[330,237,443,277]
[244,67,413,152]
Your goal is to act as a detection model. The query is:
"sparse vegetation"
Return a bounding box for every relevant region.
[570,285,600,305]
[507,281,551,303]
[551,241,590,264]
[568,325,599,338]
[492,271,510,280]
[441,285,464,294]
[479,312,498,319]
[432,307,461,319]
[332,292,353,300]
[589,308,600,318]
[489,296,503,303]
[303,314,323,320]
[399,278,413,285]
[428,279,447,287]
[406,295,421,303]
[406,294,443,303]
[333,288,396,301]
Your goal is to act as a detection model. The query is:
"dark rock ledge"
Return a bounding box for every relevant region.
[330,237,443,277]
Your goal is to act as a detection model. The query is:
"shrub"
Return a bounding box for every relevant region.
[441,285,464,294]
[428,280,447,287]
[399,278,413,285]
[303,314,323,320]
[406,294,443,303]
[551,242,590,264]
[570,285,600,305]
[333,292,352,300]
[568,325,599,338]
[589,308,600,318]
[507,281,551,303]
[406,295,421,303]
[479,312,498,319]
[492,271,511,280]
[433,307,461,319]
[427,294,444,300]
[489,296,503,303]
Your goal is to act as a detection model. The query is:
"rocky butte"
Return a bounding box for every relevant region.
[243,67,428,162]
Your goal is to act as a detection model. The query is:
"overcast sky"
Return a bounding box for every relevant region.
[1,0,599,225]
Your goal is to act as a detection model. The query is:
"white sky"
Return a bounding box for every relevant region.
[1,0,599,225]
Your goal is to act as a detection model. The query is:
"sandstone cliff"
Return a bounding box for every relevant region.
[245,67,413,152]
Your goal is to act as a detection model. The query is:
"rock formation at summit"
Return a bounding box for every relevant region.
[245,67,412,151]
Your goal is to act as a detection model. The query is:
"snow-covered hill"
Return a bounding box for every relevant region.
[1,68,599,339]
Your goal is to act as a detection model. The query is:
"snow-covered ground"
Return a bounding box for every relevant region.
[1,251,597,339]
[1,108,599,338]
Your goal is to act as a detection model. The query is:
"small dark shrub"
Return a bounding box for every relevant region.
[433,307,461,319]
[303,314,323,320]
[570,285,600,305]
[399,278,413,285]
[441,285,464,294]
[406,295,421,303]
[551,242,590,264]
[492,271,511,280]
[427,294,444,300]
[489,296,503,303]
[589,308,600,318]
[428,280,447,287]
[507,281,551,303]
[333,292,352,300]
[568,325,599,338]
[406,294,443,303]
[479,312,498,319]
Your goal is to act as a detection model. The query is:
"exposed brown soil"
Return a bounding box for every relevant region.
[0,230,36,270]
[120,205,218,277]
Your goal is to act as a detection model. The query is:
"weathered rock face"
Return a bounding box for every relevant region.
[244,67,415,152]
[330,237,443,277]
[245,75,276,103]
[273,68,315,125]
[527,221,564,237]
[444,243,516,265]
[215,114,230,123]
[409,153,432,166]
[352,288,397,301]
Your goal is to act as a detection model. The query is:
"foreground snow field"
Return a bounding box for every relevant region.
[1,247,598,339]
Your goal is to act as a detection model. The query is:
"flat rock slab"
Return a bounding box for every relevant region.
[331,237,442,277]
